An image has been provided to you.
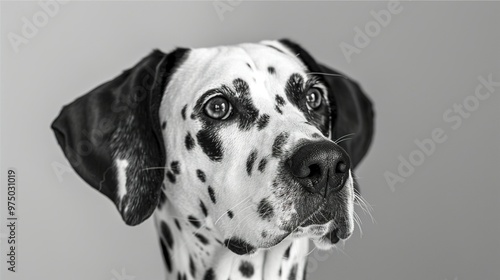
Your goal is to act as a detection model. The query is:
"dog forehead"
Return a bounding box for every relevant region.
[167,42,309,104]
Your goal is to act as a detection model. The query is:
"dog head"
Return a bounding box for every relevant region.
[52,39,374,254]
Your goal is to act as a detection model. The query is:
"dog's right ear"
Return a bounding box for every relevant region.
[51,48,189,226]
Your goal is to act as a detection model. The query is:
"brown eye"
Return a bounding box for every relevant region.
[204,96,232,120]
[306,88,322,109]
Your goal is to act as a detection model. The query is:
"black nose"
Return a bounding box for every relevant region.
[288,141,351,196]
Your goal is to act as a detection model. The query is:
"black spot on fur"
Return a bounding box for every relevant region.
[272,132,289,157]
[160,239,172,272]
[195,233,209,245]
[256,114,270,130]
[275,105,283,114]
[197,169,206,183]
[174,218,181,231]
[208,186,216,204]
[289,264,298,280]
[160,221,174,249]
[166,171,176,183]
[284,244,292,259]
[279,267,282,276]
[265,44,285,54]
[227,210,234,219]
[161,121,167,130]
[181,105,187,120]
[224,238,256,255]
[257,198,274,220]
[258,158,267,173]
[276,94,286,107]
[188,215,201,228]
[246,150,257,176]
[203,268,215,280]
[239,261,255,278]
[268,66,276,74]
[185,133,195,150]
[171,161,180,174]
[196,129,224,161]
[312,133,321,138]
[285,73,305,107]
[261,231,267,238]
[246,63,252,69]
[232,79,260,130]
[177,272,182,280]
[189,256,196,278]
[200,200,208,217]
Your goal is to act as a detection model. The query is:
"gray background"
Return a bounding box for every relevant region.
[1,1,499,280]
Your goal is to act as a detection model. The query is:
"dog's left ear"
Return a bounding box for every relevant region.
[278,39,375,169]
[51,48,189,226]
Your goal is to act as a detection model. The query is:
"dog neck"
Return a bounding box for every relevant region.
[154,195,309,280]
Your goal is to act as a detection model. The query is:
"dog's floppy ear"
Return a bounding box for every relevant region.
[51,48,189,226]
[278,39,374,168]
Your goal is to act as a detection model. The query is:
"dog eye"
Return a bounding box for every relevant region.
[204,96,233,120]
[305,88,322,109]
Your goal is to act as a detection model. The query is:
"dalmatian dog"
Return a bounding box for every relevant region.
[52,39,374,280]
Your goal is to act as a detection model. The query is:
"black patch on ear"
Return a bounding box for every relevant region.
[284,244,292,259]
[160,239,172,272]
[246,150,258,176]
[268,66,276,74]
[272,132,289,157]
[189,256,196,278]
[257,198,274,221]
[200,200,208,217]
[174,218,181,231]
[51,48,190,226]
[181,105,187,120]
[166,171,176,184]
[224,238,256,255]
[288,264,298,280]
[256,114,270,130]
[185,133,195,150]
[264,44,285,54]
[208,186,216,204]
[227,210,234,219]
[195,233,209,245]
[239,261,255,278]
[279,39,374,170]
[162,121,167,130]
[257,158,267,173]
[197,169,206,183]
[203,268,215,280]
[160,221,174,248]
[171,161,180,174]
[188,215,201,228]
